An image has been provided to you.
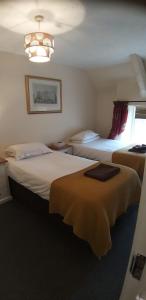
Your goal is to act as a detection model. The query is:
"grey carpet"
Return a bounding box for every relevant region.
[0,200,138,300]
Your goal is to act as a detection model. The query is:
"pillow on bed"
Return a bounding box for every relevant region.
[71,137,99,143]
[5,143,52,160]
[70,130,99,143]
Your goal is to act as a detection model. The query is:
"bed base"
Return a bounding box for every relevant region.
[8,177,49,215]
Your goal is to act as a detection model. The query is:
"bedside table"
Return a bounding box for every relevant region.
[0,158,11,204]
[49,144,73,155]
[59,145,73,155]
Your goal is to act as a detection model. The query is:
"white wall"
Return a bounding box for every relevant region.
[0,52,96,154]
[88,61,143,137]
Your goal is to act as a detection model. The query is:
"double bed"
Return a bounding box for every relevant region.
[7,147,141,257]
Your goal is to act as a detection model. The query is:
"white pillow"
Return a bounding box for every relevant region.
[70,130,99,142]
[71,136,99,144]
[5,143,52,160]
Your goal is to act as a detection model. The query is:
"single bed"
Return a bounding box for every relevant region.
[7,150,141,257]
[70,138,146,180]
[7,151,94,200]
[71,138,128,161]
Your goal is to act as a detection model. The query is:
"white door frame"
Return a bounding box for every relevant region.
[120,163,146,300]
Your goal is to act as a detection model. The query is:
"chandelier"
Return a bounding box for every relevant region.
[24,15,54,63]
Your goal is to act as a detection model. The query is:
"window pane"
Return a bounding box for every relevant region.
[133,118,146,144]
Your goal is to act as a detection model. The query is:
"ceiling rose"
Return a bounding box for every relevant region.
[0,0,85,35]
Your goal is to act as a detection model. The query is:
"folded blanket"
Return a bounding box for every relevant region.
[128,144,146,153]
[84,163,120,181]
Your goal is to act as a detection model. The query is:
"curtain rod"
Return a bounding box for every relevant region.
[114,100,146,103]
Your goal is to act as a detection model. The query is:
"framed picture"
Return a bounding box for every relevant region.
[25,75,62,114]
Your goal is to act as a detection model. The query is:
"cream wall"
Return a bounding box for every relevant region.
[95,85,116,137]
[88,61,143,137]
[0,52,96,153]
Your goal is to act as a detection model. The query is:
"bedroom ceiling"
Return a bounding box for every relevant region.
[1,0,146,68]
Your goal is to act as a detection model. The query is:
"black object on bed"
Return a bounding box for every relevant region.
[128,144,146,153]
[84,163,120,181]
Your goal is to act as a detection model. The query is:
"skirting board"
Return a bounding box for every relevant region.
[0,196,12,205]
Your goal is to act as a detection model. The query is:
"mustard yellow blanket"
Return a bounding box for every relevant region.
[112,148,146,181]
[49,163,141,257]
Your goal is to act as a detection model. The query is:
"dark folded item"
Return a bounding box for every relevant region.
[84,163,120,181]
[128,144,146,153]
[129,148,146,153]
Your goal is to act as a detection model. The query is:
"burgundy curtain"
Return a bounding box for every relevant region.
[108,101,128,139]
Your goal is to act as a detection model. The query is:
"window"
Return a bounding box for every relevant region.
[132,106,146,144]
[118,105,136,143]
[116,104,146,144]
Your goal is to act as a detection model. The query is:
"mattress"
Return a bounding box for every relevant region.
[7,152,95,200]
[71,138,130,161]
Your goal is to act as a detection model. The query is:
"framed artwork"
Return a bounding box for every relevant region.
[25,75,62,114]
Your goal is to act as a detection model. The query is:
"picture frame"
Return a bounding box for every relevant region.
[25,75,62,114]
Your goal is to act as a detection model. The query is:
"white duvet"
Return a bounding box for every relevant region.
[7,152,95,200]
[71,138,130,161]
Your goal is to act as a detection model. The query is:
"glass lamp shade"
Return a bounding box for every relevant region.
[24,32,54,63]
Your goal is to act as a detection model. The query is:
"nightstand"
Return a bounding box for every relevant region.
[49,143,73,155]
[0,158,11,204]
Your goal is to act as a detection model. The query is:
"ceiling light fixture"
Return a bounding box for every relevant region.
[24,15,54,63]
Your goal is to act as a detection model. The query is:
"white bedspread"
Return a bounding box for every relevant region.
[7,152,95,200]
[71,138,129,161]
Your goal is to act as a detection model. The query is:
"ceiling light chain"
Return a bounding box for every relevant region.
[38,19,40,31]
[35,15,43,31]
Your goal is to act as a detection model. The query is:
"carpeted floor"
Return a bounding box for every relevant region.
[0,200,138,300]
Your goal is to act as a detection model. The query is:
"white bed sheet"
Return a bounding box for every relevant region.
[71,138,130,161]
[7,152,95,200]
